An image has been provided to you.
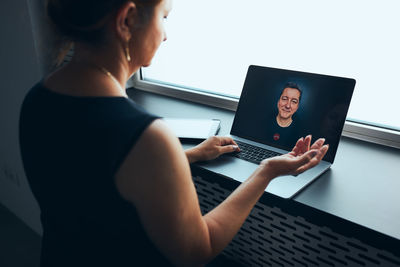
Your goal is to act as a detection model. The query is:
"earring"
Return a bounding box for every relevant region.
[125,47,131,62]
[125,37,131,62]
[125,44,131,62]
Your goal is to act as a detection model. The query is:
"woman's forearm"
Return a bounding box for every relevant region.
[203,164,274,260]
[185,147,200,164]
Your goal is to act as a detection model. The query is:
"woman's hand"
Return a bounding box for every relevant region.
[260,135,329,179]
[185,136,240,163]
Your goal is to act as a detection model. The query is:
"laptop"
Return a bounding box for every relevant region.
[198,65,355,198]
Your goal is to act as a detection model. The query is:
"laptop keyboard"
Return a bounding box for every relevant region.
[231,140,282,164]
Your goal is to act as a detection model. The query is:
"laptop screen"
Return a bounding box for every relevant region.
[231,65,355,163]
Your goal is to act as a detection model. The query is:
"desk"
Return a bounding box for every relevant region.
[128,87,400,266]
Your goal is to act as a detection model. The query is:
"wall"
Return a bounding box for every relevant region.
[0,0,52,235]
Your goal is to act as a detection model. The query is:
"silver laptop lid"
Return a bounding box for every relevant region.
[231,65,355,164]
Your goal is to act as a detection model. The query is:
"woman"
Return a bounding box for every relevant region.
[19,0,329,266]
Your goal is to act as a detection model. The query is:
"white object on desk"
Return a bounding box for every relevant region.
[163,118,220,140]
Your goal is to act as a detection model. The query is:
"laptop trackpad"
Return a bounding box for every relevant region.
[197,155,257,183]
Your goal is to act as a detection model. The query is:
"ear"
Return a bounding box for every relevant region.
[115,1,137,41]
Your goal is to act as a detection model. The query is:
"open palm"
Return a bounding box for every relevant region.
[262,135,329,177]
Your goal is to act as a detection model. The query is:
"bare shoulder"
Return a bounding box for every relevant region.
[115,119,191,204]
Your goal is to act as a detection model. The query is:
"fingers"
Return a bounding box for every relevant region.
[311,138,326,149]
[293,135,327,156]
[295,144,329,174]
[219,144,240,154]
[291,135,311,155]
[214,136,236,146]
[291,148,318,171]
[291,137,304,155]
[304,135,312,151]
[214,136,241,151]
[318,144,329,159]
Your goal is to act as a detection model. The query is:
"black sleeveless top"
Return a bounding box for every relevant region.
[19,82,172,266]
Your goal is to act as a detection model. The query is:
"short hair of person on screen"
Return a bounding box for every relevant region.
[276,82,302,128]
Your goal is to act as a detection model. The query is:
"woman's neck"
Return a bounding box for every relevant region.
[45,42,142,97]
[72,42,132,87]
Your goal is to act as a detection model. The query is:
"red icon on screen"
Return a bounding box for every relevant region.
[273,133,280,141]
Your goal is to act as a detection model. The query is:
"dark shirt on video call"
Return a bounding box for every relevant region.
[264,115,304,149]
[19,81,173,267]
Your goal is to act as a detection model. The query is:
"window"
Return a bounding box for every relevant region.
[133,0,400,148]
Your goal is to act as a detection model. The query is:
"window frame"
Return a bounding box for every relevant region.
[130,70,400,150]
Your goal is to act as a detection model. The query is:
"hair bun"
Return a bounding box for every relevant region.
[46,0,161,43]
[47,0,115,41]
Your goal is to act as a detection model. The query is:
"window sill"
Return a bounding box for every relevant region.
[130,73,400,150]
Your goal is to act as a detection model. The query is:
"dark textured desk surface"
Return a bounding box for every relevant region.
[127,87,400,241]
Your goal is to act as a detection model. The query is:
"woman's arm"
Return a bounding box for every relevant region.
[115,120,213,265]
[115,120,327,266]
[202,136,328,255]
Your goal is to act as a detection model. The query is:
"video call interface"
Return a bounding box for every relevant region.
[231,66,355,163]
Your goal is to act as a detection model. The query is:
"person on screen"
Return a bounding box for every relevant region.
[19,1,329,266]
[276,82,302,128]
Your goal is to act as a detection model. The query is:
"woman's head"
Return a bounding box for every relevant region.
[46,0,171,68]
